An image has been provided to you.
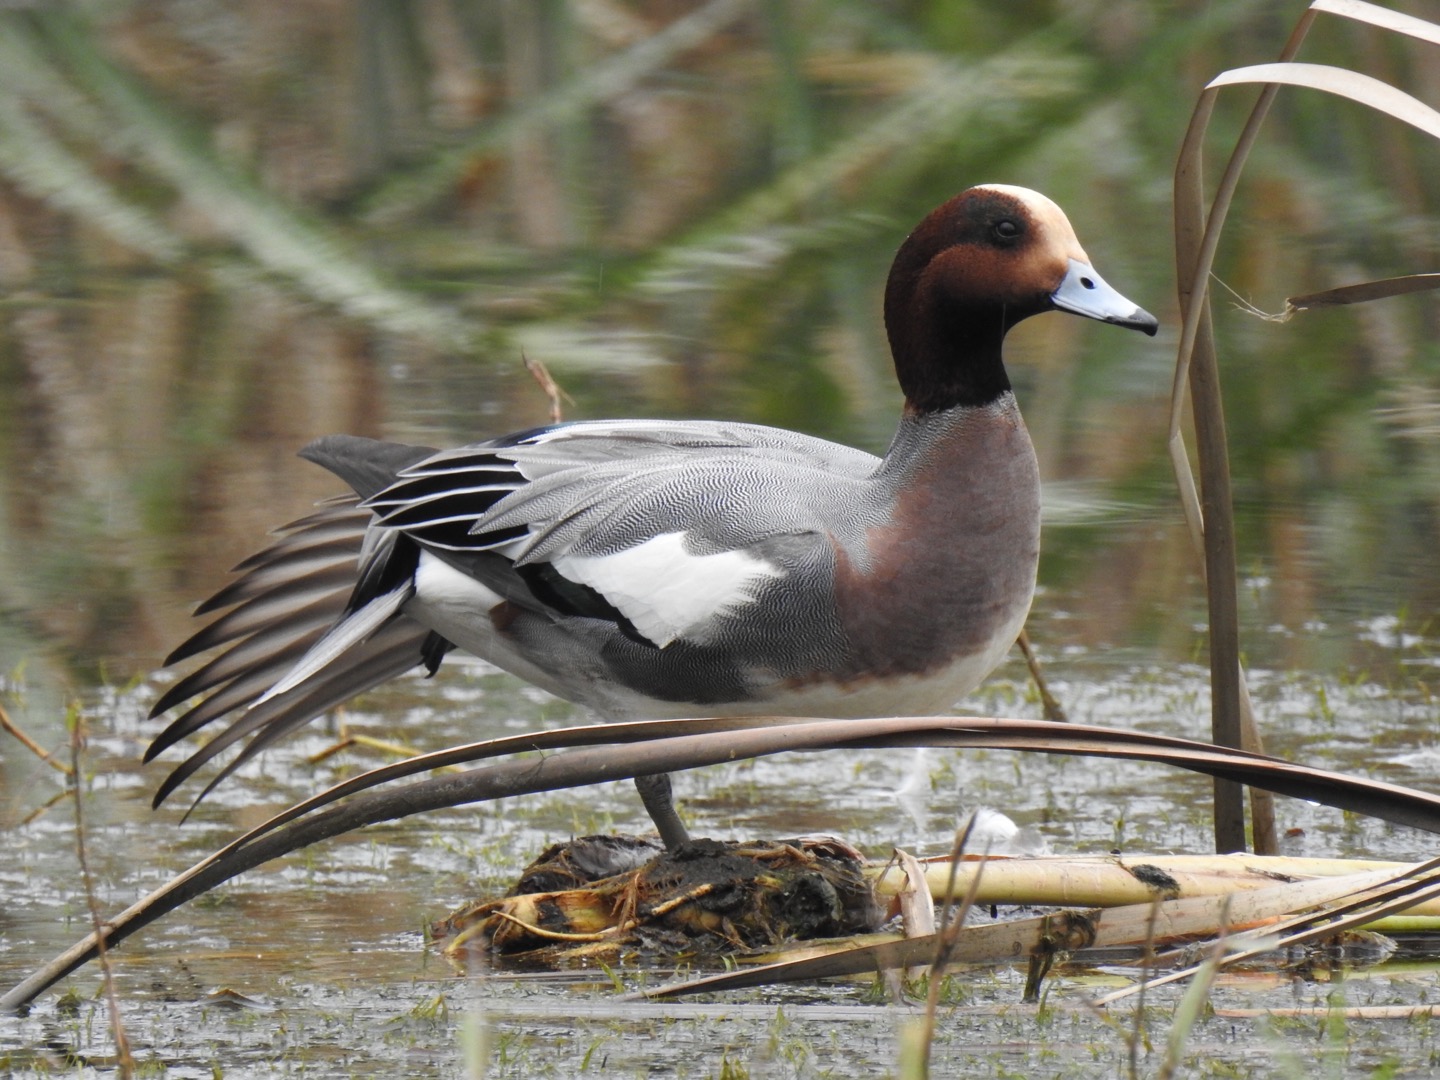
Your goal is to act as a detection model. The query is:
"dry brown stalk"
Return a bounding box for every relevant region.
[1015,631,1066,722]
[522,351,573,424]
[68,710,134,1077]
[307,731,432,766]
[20,787,73,827]
[0,699,74,776]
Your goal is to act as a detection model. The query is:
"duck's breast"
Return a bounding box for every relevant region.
[829,399,1040,698]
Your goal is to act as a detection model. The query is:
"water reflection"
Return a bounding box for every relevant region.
[4,278,1434,680]
[0,6,1433,674]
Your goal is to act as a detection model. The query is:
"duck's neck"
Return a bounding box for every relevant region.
[884,255,1016,413]
[898,325,1012,414]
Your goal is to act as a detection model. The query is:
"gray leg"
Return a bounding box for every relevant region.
[634,772,690,850]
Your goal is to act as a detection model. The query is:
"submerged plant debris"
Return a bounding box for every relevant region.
[434,835,884,963]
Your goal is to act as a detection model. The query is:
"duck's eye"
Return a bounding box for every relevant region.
[993,219,1021,241]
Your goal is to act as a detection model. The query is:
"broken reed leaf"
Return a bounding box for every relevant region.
[1205,63,1440,141]
[635,865,1423,1000]
[1171,0,1440,393]
[1285,273,1440,315]
[893,848,936,939]
[1309,0,1440,46]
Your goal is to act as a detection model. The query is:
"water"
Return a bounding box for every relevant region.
[3,574,1438,1076]
[5,275,1439,1074]
[4,3,1440,1073]
[4,256,1439,1075]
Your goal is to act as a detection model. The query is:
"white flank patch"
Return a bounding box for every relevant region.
[408,552,509,655]
[552,532,784,648]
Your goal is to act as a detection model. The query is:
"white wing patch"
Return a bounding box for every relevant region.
[552,532,785,648]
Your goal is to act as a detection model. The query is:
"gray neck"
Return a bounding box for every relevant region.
[874,393,1023,485]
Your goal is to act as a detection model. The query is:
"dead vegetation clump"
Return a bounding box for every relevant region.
[434,835,883,962]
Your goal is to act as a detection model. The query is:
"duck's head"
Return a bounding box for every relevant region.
[884,184,1158,413]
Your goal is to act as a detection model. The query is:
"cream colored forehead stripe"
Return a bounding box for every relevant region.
[972,183,1090,262]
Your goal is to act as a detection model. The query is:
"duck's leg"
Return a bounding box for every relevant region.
[634,772,690,849]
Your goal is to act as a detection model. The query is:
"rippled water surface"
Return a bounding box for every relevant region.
[4,591,1438,1077]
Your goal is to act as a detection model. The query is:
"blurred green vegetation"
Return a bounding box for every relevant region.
[0,0,1435,679]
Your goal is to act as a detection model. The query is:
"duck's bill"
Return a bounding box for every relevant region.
[1051,258,1159,336]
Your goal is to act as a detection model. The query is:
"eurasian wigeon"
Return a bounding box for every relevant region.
[148,185,1158,848]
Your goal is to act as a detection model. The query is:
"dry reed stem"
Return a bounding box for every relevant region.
[0,699,74,776]
[1170,4,1312,857]
[872,852,1436,911]
[1016,630,1066,722]
[307,731,434,766]
[522,351,573,425]
[1169,0,1440,856]
[68,711,134,1077]
[20,787,73,827]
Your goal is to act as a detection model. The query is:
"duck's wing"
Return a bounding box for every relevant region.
[371,419,880,563]
[364,420,880,649]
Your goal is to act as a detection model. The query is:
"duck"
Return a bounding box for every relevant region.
[147,184,1158,850]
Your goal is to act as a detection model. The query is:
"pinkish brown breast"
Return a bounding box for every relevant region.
[831,398,1040,682]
